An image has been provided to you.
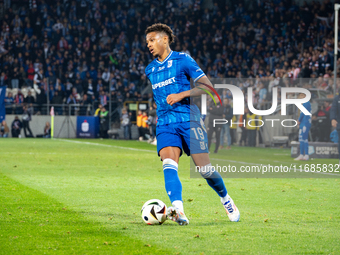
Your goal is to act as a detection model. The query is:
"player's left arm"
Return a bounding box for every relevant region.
[297,111,303,126]
[167,54,214,106]
[166,75,213,105]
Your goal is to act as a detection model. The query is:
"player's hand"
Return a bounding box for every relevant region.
[167,93,184,106]
[297,121,300,127]
[332,119,338,128]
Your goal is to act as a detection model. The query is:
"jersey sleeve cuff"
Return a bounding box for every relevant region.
[193,73,205,83]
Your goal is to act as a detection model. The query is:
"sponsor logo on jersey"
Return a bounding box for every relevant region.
[152,77,175,89]
[158,66,165,71]
[167,60,172,68]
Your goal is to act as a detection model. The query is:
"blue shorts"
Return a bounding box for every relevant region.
[156,120,209,157]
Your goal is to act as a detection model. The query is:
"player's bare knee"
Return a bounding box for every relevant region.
[160,147,180,162]
[192,153,211,168]
[199,163,214,178]
[160,153,176,163]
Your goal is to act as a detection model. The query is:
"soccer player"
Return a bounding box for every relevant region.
[145,23,240,225]
[295,93,312,161]
[330,92,340,164]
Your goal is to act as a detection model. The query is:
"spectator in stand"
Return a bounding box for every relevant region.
[4,91,14,114]
[79,94,92,116]
[0,0,338,128]
[219,98,233,150]
[11,116,22,138]
[34,84,47,115]
[14,89,24,114]
[207,97,224,153]
[24,90,35,104]
[51,90,64,115]
[36,121,51,138]
[86,79,95,98]
[246,111,261,147]
[22,104,34,137]
[26,63,35,87]
[0,72,7,87]
[33,68,44,88]
[137,110,143,141]
[148,103,157,142]
[11,67,20,89]
[99,105,109,138]
[102,68,110,87]
[230,115,238,145]
[71,87,80,103]
[99,90,109,107]
[66,94,77,115]
[121,108,130,140]
[141,111,149,141]
[94,103,102,117]
[239,108,248,146]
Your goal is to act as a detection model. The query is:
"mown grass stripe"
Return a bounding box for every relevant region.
[0,173,170,255]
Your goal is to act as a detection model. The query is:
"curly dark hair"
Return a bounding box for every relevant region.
[145,23,175,44]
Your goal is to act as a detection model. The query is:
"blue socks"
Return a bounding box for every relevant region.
[299,141,309,155]
[304,141,309,155]
[200,164,227,198]
[300,141,304,155]
[163,158,182,203]
[163,159,228,209]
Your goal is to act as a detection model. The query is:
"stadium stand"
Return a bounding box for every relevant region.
[0,0,338,140]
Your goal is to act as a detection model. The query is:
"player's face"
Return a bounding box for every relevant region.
[146,32,167,58]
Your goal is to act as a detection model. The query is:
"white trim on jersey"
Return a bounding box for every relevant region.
[155,51,173,64]
[194,73,205,82]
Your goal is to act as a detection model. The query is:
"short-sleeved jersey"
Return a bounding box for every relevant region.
[145,51,205,126]
[298,101,311,126]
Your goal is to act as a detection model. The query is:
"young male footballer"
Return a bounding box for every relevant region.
[145,23,240,225]
[294,93,312,161]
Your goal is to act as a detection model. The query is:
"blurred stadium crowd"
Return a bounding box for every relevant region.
[0,0,338,141]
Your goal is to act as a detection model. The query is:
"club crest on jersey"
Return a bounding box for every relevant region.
[167,60,172,68]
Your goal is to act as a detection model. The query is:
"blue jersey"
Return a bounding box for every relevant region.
[0,86,6,122]
[298,101,311,126]
[145,51,205,126]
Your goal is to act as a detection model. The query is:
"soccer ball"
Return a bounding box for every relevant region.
[141,199,167,225]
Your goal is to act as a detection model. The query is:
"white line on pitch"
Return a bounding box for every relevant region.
[58,139,339,177]
[58,139,156,153]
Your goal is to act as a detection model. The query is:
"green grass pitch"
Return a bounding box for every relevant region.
[1,139,339,254]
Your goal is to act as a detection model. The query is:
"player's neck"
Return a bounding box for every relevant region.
[158,47,172,62]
